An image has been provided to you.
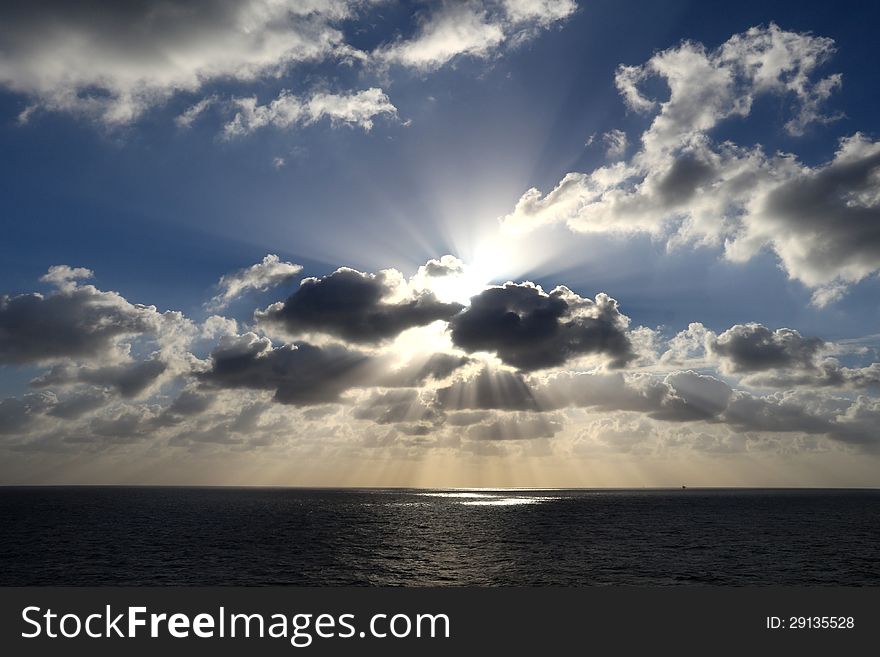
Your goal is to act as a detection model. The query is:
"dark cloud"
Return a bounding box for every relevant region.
[0,392,55,434]
[46,390,110,420]
[30,357,167,398]
[743,360,880,390]
[449,283,633,371]
[88,409,154,442]
[655,371,733,421]
[198,332,372,405]
[0,284,159,365]
[655,152,718,206]
[258,267,463,344]
[709,323,824,373]
[721,391,836,436]
[166,389,215,417]
[754,137,880,292]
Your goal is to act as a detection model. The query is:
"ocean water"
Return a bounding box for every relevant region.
[1,487,878,586]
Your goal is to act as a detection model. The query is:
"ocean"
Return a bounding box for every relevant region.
[2,487,878,586]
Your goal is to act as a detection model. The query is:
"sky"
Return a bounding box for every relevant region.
[1,0,880,487]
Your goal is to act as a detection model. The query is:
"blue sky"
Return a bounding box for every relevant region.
[1,0,880,486]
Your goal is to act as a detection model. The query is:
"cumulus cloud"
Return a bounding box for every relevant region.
[668,322,880,390]
[207,254,303,311]
[222,88,397,138]
[0,267,164,365]
[258,266,463,344]
[709,324,824,373]
[375,0,575,71]
[30,358,168,399]
[449,282,633,370]
[502,24,880,302]
[0,1,575,129]
[198,332,373,405]
[4,257,880,459]
[0,0,362,125]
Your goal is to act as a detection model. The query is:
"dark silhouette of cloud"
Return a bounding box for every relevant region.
[0,280,160,365]
[449,282,633,371]
[198,332,372,405]
[30,357,167,398]
[710,323,824,373]
[258,267,463,344]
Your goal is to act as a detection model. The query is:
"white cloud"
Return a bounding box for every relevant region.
[1,1,576,128]
[207,255,303,311]
[602,128,627,159]
[175,95,218,129]
[0,0,363,125]
[502,24,880,302]
[375,0,575,71]
[222,88,397,138]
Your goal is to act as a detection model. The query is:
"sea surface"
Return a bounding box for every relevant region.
[2,487,878,586]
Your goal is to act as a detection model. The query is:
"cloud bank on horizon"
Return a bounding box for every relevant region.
[1,1,880,486]
[2,254,879,477]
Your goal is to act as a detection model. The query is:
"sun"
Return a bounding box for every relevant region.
[423,240,526,305]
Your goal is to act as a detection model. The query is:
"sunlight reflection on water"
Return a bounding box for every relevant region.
[418,491,560,506]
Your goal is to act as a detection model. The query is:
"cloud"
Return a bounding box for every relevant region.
[166,389,215,418]
[5,256,880,458]
[352,389,440,425]
[709,324,824,373]
[0,267,164,365]
[198,332,373,405]
[449,282,633,370]
[436,368,541,411]
[502,25,880,302]
[376,352,473,387]
[175,95,218,129]
[29,357,167,399]
[747,362,880,391]
[375,0,575,71]
[39,265,94,291]
[257,266,463,344]
[46,390,111,420]
[727,134,880,295]
[0,0,362,125]
[206,254,303,311]
[602,129,627,159]
[434,366,871,445]
[420,255,466,278]
[0,392,56,434]
[222,87,397,138]
[1,1,575,131]
[467,412,562,440]
[664,322,880,391]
